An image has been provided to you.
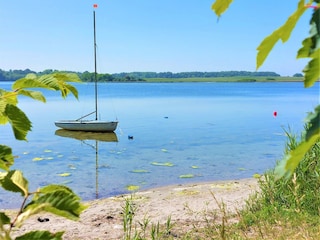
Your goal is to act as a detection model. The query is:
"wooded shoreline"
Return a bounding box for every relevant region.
[0,76,305,83]
[0,69,305,83]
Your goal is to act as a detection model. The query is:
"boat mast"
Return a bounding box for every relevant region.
[93,6,98,120]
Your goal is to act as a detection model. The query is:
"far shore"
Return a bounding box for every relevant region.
[8,178,259,240]
[143,76,305,82]
[0,76,307,84]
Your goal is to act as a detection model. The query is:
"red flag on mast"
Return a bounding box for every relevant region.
[93,4,98,8]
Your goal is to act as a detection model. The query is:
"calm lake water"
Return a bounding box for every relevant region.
[1,81,319,208]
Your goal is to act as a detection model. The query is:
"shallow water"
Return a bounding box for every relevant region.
[1,81,319,208]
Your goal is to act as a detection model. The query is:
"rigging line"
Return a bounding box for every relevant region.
[95,34,119,122]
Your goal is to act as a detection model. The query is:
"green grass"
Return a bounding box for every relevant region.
[143,76,304,82]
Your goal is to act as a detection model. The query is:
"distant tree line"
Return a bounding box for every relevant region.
[1,68,303,82]
[0,69,145,82]
[113,71,282,79]
[0,69,36,82]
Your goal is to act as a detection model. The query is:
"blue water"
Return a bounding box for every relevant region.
[1,82,319,208]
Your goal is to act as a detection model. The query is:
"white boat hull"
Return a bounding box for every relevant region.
[55,120,118,132]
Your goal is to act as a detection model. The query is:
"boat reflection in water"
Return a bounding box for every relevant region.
[55,129,118,142]
[55,129,118,198]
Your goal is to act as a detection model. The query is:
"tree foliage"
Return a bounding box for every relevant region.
[212,0,320,179]
[1,69,283,82]
[0,73,86,240]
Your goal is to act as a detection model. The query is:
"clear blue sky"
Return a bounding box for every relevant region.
[0,0,313,76]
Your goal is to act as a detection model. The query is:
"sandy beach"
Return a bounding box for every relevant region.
[8,178,259,239]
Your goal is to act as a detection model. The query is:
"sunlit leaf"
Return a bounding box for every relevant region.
[13,76,53,91]
[32,157,44,161]
[0,170,29,197]
[38,73,81,99]
[12,72,81,100]
[0,115,7,125]
[256,30,281,70]
[44,149,52,153]
[17,89,46,102]
[303,49,320,88]
[14,203,49,227]
[24,184,87,221]
[40,184,74,194]
[5,104,32,141]
[256,0,306,69]
[161,148,168,152]
[211,0,233,17]
[15,230,64,240]
[126,185,140,191]
[0,89,18,106]
[305,105,320,140]
[191,165,199,169]
[0,144,14,171]
[297,37,313,58]
[179,174,194,178]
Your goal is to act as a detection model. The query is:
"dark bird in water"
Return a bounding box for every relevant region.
[128,135,134,140]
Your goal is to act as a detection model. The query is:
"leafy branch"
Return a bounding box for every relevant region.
[0,73,85,240]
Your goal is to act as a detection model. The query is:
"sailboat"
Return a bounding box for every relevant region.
[55,4,118,132]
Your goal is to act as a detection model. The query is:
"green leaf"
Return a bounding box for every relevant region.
[24,184,87,221]
[256,29,282,70]
[0,90,18,125]
[5,104,32,141]
[0,89,18,106]
[16,231,64,240]
[303,49,320,88]
[0,212,11,225]
[297,37,313,58]
[12,72,81,100]
[305,105,320,141]
[211,0,233,18]
[256,0,306,69]
[0,170,29,197]
[0,145,14,171]
[15,203,49,227]
[16,89,46,102]
[40,184,74,194]
[12,76,54,90]
[38,73,81,99]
